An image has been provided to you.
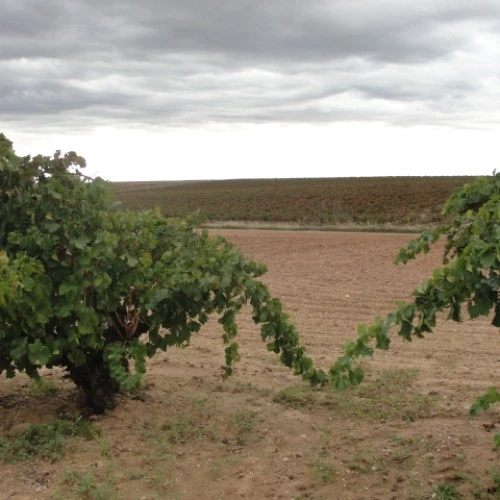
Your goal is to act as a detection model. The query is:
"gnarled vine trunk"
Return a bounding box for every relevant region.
[63,351,121,414]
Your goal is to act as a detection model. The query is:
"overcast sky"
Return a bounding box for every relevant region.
[1,0,499,181]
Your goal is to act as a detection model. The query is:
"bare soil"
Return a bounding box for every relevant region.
[1,230,499,500]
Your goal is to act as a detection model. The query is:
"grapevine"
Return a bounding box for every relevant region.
[0,135,326,412]
[329,173,500,446]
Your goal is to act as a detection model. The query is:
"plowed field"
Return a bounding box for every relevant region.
[112,176,470,226]
[1,230,499,499]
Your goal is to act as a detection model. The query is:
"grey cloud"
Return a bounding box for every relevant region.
[4,0,497,62]
[1,80,133,114]
[1,0,499,129]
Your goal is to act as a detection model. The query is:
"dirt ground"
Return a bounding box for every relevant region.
[1,230,499,500]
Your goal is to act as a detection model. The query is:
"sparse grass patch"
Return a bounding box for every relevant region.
[388,433,415,447]
[273,384,317,408]
[489,467,500,490]
[0,415,99,462]
[344,449,384,474]
[310,447,337,483]
[229,410,258,445]
[478,466,500,499]
[273,369,435,423]
[408,468,500,499]
[230,380,272,397]
[99,437,112,457]
[149,468,180,498]
[384,433,424,470]
[161,418,197,444]
[56,467,116,500]
[325,368,434,421]
[152,392,221,445]
[160,413,219,444]
[28,378,58,396]
[430,483,462,500]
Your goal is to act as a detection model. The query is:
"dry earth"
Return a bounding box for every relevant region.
[1,230,499,500]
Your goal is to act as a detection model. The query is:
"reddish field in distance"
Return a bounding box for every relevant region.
[111,176,472,226]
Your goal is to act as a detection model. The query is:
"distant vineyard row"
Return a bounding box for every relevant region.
[111,177,472,227]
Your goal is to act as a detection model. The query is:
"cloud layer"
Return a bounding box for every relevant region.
[2,0,500,131]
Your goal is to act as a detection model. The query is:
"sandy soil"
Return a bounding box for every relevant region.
[1,230,499,500]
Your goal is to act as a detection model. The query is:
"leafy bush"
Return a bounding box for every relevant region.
[0,134,328,413]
